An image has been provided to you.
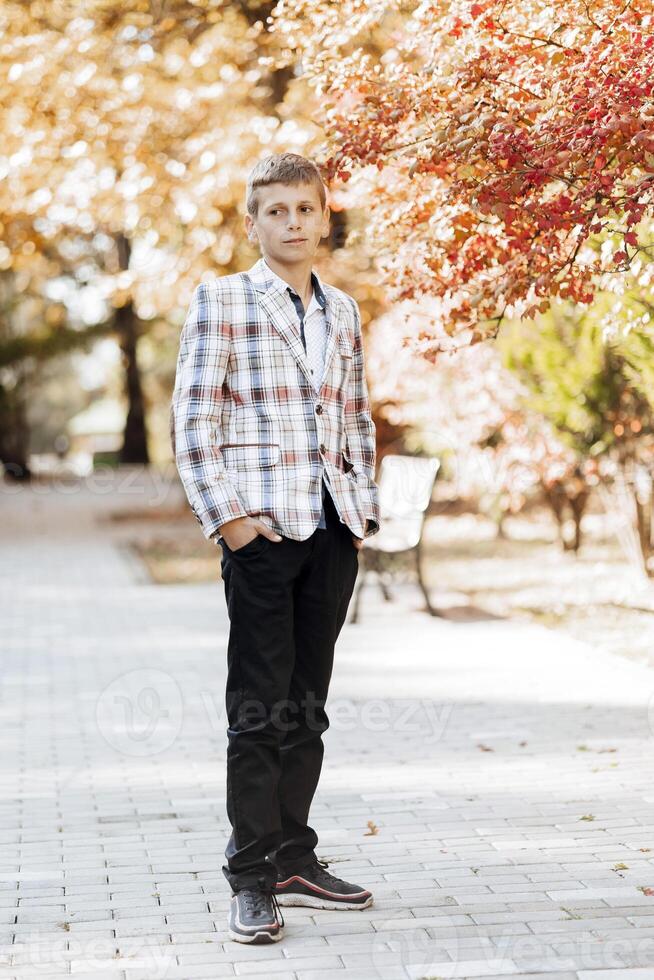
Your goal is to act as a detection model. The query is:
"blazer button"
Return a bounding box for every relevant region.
[319,443,326,454]
[315,404,323,414]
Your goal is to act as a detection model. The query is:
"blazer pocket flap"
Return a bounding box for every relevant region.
[337,333,354,358]
[220,443,280,470]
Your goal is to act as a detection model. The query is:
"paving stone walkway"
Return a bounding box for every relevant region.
[3,466,654,979]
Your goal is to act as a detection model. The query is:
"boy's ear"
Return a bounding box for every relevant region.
[244,214,258,244]
[322,204,331,238]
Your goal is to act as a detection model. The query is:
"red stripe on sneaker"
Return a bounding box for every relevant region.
[275,874,370,899]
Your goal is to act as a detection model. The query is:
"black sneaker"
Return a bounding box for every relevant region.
[275,858,373,910]
[228,877,285,943]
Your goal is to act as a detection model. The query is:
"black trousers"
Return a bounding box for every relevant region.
[218,486,360,893]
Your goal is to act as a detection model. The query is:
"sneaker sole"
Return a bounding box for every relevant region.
[227,925,284,943]
[275,893,373,911]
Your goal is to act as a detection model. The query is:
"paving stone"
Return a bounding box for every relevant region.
[5,469,654,979]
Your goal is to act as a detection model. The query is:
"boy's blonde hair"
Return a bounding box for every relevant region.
[246,152,327,218]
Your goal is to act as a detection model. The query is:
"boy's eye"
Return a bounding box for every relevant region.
[269,206,313,215]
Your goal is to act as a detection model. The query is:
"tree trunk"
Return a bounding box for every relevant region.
[542,481,588,552]
[114,232,149,465]
[569,488,589,553]
[542,483,567,548]
[0,379,31,479]
[116,299,149,465]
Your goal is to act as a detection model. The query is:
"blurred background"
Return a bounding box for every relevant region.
[3,0,654,665]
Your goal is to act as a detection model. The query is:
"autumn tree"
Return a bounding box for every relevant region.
[271,0,654,351]
[1,0,308,466]
[364,301,599,549]
[500,298,654,569]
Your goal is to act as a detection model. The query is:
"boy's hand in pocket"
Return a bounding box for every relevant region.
[220,516,282,551]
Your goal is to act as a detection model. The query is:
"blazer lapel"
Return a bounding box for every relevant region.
[258,288,314,388]
[246,257,347,394]
[319,288,347,390]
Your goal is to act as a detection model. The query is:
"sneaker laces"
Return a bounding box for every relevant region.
[306,857,341,887]
[242,876,284,928]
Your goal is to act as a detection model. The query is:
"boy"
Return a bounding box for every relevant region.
[170,152,381,943]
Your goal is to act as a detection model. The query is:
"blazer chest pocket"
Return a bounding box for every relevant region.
[220,443,280,471]
[337,334,354,359]
[336,335,354,387]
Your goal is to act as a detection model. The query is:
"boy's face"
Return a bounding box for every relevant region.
[245,181,330,266]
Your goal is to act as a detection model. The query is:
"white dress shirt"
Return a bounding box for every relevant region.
[262,257,332,529]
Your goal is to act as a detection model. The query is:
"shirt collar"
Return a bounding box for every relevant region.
[261,256,326,312]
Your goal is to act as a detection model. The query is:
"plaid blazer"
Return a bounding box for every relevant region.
[170,256,381,542]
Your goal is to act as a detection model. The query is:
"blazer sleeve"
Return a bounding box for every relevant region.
[170,282,249,541]
[344,298,381,537]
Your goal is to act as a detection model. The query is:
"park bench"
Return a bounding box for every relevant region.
[348,453,441,623]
